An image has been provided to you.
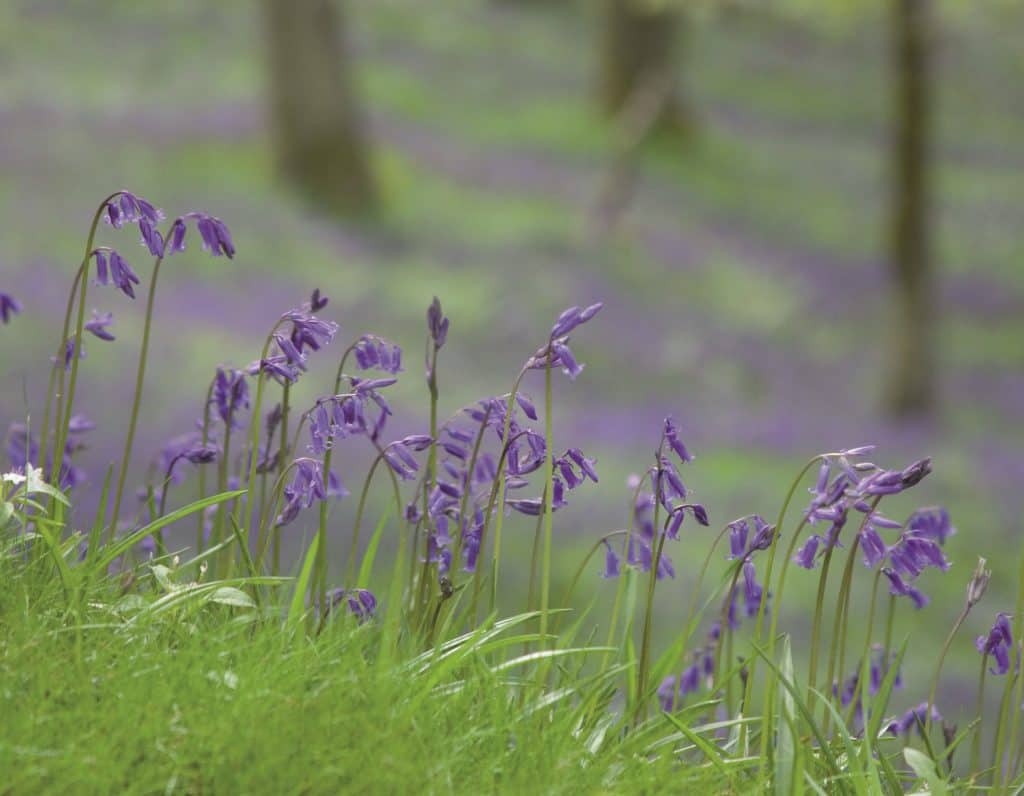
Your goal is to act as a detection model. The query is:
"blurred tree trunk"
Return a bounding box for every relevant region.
[885,0,934,416]
[264,0,376,216]
[599,0,691,134]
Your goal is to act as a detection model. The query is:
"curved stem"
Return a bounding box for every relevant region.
[42,265,83,481]
[925,601,971,738]
[451,405,491,571]
[538,359,554,650]
[749,454,826,766]
[107,254,166,542]
[600,470,653,674]
[54,265,90,486]
[823,535,863,735]
[48,193,117,481]
[195,373,217,553]
[852,569,882,729]
[806,545,837,710]
[970,658,987,779]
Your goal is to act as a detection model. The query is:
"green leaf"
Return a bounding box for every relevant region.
[287,533,320,634]
[209,586,256,608]
[96,489,246,571]
[357,505,391,587]
[774,634,797,796]
[0,501,14,527]
[904,747,949,795]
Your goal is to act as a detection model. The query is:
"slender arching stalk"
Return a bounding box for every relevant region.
[925,600,972,737]
[806,545,837,710]
[852,569,883,729]
[599,470,653,674]
[538,357,555,649]
[195,373,218,553]
[969,657,987,778]
[748,454,827,766]
[484,369,529,618]
[45,193,118,482]
[107,252,167,542]
[554,530,628,630]
[41,265,83,482]
[238,323,286,547]
[998,546,1024,790]
[451,405,491,571]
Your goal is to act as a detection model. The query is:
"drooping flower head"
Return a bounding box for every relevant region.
[84,310,115,342]
[0,292,21,324]
[325,587,377,623]
[524,302,603,381]
[212,367,250,428]
[164,211,235,259]
[976,613,1014,675]
[275,458,330,528]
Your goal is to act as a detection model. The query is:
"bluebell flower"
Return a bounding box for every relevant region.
[353,335,402,374]
[326,587,376,623]
[794,534,822,569]
[212,367,249,428]
[0,292,21,324]
[84,310,115,341]
[427,296,449,349]
[601,540,621,578]
[906,506,955,545]
[276,458,330,527]
[887,702,941,737]
[53,337,86,372]
[976,613,1013,675]
[881,567,929,609]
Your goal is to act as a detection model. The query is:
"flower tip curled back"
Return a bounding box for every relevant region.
[0,292,22,324]
[84,310,115,342]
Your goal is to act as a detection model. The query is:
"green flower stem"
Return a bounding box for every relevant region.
[450,405,491,571]
[750,454,826,767]
[237,324,285,551]
[636,500,666,723]
[999,545,1024,789]
[538,358,554,649]
[213,424,233,575]
[253,460,301,572]
[925,601,972,738]
[806,546,837,711]
[42,265,82,482]
[969,658,987,781]
[47,193,116,484]
[712,561,746,687]
[852,569,883,730]
[107,252,167,543]
[525,490,546,615]
[823,534,862,736]
[467,374,527,623]
[599,471,652,675]
[195,373,217,553]
[485,372,528,619]
[555,530,628,631]
[882,593,897,661]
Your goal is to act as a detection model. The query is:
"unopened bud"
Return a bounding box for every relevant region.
[966,557,990,609]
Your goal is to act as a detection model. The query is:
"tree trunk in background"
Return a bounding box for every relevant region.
[599,0,689,133]
[885,0,934,416]
[264,0,376,216]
